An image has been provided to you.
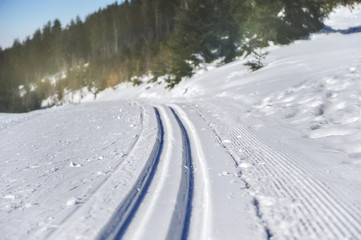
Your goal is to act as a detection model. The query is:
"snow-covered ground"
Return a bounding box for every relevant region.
[1,5,361,240]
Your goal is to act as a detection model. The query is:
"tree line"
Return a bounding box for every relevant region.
[0,0,358,112]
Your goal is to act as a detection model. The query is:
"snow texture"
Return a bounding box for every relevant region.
[1,5,361,240]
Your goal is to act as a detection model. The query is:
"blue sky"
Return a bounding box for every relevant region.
[0,0,119,49]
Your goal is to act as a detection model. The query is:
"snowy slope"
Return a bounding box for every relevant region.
[1,4,361,240]
[96,4,361,162]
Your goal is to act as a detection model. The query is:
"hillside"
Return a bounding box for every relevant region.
[1,0,355,112]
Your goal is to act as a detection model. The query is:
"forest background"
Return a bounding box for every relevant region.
[0,0,358,112]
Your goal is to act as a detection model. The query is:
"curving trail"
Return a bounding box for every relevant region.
[96,103,259,240]
[99,105,208,240]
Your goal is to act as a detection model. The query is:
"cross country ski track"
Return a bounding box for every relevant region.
[96,105,210,240]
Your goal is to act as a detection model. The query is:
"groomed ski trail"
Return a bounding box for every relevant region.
[108,103,261,240]
[192,101,361,240]
[120,105,194,240]
[101,105,212,240]
[169,105,212,240]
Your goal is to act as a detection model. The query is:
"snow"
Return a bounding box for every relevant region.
[1,4,361,240]
[0,102,144,239]
[41,87,97,108]
[324,4,361,30]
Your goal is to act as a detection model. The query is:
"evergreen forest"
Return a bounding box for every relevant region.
[0,0,358,112]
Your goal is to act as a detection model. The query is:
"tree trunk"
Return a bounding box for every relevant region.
[155,5,159,38]
[113,20,118,53]
[181,0,189,10]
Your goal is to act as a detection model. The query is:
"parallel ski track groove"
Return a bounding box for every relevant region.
[194,103,361,239]
[231,117,358,238]
[97,107,164,240]
[167,107,194,240]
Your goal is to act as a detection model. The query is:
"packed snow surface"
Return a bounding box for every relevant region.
[1,5,361,240]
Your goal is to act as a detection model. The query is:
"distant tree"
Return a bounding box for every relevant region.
[51,19,65,70]
[244,48,268,71]
[162,0,240,87]
[65,17,90,66]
